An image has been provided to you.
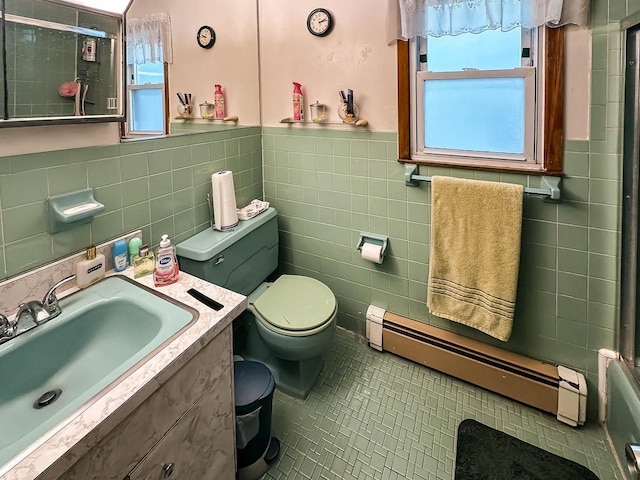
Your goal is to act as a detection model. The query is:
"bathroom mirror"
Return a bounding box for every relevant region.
[0,0,126,127]
[125,0,261,136]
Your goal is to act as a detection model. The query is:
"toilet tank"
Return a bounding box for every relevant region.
[176,208,279,296]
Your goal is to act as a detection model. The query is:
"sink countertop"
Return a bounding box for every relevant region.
[1,268,246,480]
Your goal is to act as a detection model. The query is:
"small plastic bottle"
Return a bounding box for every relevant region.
[113,239,128,272]
[128,237,142,266]
[293,82,304,121]
[76,245,106,288]
[214,84,225,119]
[154,234,180,286]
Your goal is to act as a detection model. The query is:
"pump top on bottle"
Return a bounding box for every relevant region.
[292,82,304,121]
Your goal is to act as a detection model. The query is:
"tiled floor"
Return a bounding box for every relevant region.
[264,328,622,480]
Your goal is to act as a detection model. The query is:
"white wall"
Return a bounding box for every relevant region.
[0,123,121,157]
[259,0,397,130]
[128,0,261,126]
[259,0,590,138]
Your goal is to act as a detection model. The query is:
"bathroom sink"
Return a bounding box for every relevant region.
[0,275,198,470]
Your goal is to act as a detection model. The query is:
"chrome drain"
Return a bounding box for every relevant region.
[33,389,62,409]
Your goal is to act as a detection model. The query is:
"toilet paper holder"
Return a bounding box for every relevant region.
[356,232,389,259]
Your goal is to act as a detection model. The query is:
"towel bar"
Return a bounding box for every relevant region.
[403,164,562,203]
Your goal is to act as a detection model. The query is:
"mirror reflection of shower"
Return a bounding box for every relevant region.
[621,21,640,381]
[0,0,123,124]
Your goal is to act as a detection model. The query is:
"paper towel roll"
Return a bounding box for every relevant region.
[361,243,383,264]
[212,171,239,230]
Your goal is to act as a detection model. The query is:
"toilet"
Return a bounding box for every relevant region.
[176,207,337,399]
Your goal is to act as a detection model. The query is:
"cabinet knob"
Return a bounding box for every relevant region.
[162,463,175,478]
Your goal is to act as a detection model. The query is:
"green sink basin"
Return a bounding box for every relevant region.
[0,276,198,470]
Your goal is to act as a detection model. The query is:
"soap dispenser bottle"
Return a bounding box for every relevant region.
[76,245,106,288]
[154,234,179,286]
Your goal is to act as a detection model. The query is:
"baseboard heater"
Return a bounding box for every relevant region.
[365,306,587,427]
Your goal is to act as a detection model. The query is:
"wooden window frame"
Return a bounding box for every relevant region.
[397,27,564,175]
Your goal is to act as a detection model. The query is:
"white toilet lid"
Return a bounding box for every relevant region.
[253,275,336,331]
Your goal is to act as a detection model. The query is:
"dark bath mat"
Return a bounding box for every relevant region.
[454,419,599,480]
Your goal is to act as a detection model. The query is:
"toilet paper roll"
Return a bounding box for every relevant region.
[361,243,383,264]
[211,171,239,230]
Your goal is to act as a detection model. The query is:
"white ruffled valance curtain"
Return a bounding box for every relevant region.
[126,12,173,65]
[386,0,590,43]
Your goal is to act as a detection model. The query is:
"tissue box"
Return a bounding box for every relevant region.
[237,200,269,221]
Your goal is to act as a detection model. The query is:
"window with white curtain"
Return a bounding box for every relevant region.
[391,0,590,173]
[124,13,172,136]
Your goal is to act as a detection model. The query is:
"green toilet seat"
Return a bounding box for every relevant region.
[252,275,337,337]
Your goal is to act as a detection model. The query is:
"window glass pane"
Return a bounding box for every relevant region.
[423,77,525,155]
[130,88,163,132]
[132,62,164,85]
[427,28,521,72]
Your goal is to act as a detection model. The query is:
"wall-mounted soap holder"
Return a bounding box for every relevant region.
[47,189,105,234]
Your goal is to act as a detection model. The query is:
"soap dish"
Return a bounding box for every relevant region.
[48,189,105,234]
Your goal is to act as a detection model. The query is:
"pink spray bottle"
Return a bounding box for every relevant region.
[293,82,304,121]
[214,84,225,119]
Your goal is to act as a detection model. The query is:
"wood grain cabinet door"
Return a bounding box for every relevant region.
[125,366,235,480]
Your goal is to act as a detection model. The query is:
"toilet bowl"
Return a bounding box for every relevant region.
[251,275,337,360]
[176,207,337,399]
[235,275,337,398]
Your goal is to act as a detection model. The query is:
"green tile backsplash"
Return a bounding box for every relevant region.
[0,127,263,280]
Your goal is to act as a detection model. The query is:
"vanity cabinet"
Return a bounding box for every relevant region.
[51,325,235,480]
[124,367,233,479]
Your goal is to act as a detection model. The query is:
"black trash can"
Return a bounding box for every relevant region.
[234,360,280,480]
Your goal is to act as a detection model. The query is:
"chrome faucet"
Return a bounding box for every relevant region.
[41,274,77,319]
[15,301,51,325]
[0,274,76,345]
[0,314,15,341]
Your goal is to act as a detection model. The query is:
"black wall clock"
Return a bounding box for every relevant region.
[197,25,216,49]
[307,8,333,37]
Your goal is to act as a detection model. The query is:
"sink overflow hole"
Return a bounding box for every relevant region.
[34,389,62,409]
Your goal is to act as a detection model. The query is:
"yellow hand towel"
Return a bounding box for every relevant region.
[427,176,524,341]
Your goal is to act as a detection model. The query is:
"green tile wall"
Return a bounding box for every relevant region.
[0,127,263,280]
[263,129,613,412]
[261,2,640,416]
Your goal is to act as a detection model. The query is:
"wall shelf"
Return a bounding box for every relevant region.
[174,115,239,122]
[279,117,368,127]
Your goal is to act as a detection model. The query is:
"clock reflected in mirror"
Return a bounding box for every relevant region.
[197,25,216,49]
